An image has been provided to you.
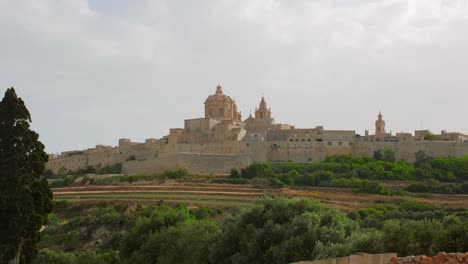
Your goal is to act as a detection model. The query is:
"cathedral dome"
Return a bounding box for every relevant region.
[204,84,241,121]
[204,84,234,103]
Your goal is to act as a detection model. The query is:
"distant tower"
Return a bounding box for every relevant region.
[255,96,272,120]
[375,112,385,141]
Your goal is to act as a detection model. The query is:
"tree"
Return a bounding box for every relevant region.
[373,148,395,162]
[424,132,438,141]
[0,88,53,264]
[414,151,431,167]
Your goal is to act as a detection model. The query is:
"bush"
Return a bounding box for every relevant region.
[163,168,189,179]
[212,178,249,184]
[97,163,122,175]
[229,168,241,178]
[63,230,80,250]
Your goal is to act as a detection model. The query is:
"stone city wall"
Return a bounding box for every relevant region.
[121,151,250,175]
[46,141,162,173]
[355,141,468,162]
[47,140,468,175]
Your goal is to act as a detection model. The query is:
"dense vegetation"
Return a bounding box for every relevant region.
[34,197,468,264]
[48,168,189,187]
[231,154,468,195]
[0,88,53,263]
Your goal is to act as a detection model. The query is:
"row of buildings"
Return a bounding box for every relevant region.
[46,85,468,174]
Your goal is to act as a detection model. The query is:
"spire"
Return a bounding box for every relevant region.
[216,83,223,95]
[378,111,382,120]
[260,96,267,108]
[255,96,272,120]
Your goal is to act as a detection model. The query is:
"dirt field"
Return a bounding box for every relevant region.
[52,182,468,211]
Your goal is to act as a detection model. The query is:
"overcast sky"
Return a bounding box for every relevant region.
[1,0,467,153]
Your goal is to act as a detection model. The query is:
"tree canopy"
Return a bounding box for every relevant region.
[0,87,52,264]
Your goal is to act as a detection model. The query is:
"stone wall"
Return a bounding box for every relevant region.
[390,252,468,264]
[46,139,468,175]
[291,252,397,264]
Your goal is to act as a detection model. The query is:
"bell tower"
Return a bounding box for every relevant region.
[255,96,272,120]
[375,112,385,141]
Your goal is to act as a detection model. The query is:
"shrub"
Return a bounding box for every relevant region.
[229,168,241,178]
[63,230,80,250]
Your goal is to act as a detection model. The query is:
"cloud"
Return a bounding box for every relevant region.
[1,0,467,152]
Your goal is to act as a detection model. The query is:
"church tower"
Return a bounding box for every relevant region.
[255,97,272,120]
[375,112,385,141]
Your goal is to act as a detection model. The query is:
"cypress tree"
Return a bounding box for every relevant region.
[0,87,52,264]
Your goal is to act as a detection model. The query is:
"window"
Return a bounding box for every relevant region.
[327,142,332,146]
[338,142,343,146]
[349,142,354,146]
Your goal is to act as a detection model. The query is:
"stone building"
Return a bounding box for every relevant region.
[46,84,468,174]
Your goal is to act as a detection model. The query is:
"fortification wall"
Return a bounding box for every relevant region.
[46,141,162,173]
[47,139,468,175]
[177,152,250,174]
[121,151,179,174]
[121,152,250,174]
[356,141,468,162]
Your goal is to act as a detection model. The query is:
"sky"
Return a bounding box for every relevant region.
[1,0,467,153]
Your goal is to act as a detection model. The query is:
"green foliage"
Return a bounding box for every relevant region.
[91,169,189,185]
[36,197,468,264]
[43,169,55,179]
[126,155,136,161]
[0,88,53,263]
[330,178,394,196]
[163,168,189,179]
[211,178,249,184]
[63,231,80,250]
[209,197,373,263]
[382,219,442,256]
[424,132,439,141]
[373,148,395,162]
[241,163,274,179]
[32,249,121,264]
[119,205,196,262]
[406,182,468,194]
[229,168,241,178]
[96,163,122,175]
[237,154,468,188]
[49,174,81,187]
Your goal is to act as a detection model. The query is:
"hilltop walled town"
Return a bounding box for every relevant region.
[46,84,468,174]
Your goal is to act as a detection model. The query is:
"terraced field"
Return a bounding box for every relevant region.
[52,182,468,210]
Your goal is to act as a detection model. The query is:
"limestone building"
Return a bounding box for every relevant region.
[46,84,468,174]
